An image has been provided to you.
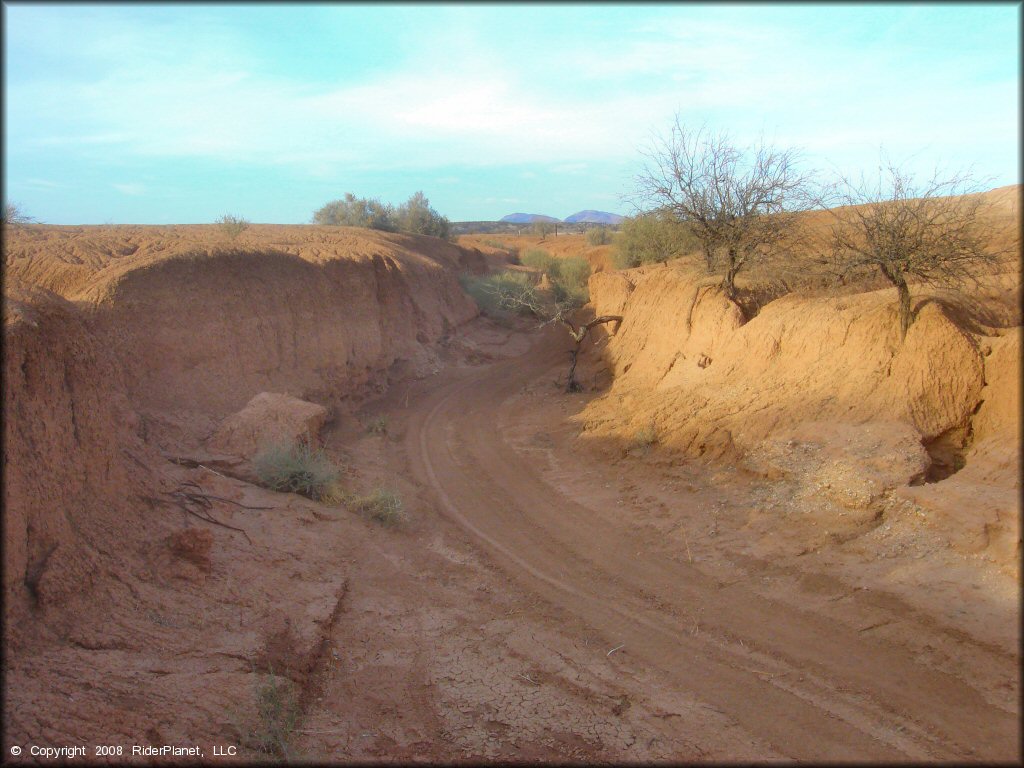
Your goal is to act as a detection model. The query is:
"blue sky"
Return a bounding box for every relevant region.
[3,3,1019,224]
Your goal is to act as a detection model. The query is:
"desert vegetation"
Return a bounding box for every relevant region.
[237,672,300,758]
[253,441,341,502]
[464,248,592,321]
[312,190,452,240]
[348,488,404,526]
[612,210,699,268]
[520,247,558,274]
[585,226,613,246]
[532,221,557,240]
[818,162,1013,338]
[216,213,250,240]
[3,202,35,226]
[633,118,813,299]
[625,116,1018,338]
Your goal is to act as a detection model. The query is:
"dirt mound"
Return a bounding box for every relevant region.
[208,392,330,460]
[744,421,931,533]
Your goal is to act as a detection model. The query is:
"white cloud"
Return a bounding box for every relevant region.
[113,183,145,196]
[24,178,63,189]
[6,5,1018,184]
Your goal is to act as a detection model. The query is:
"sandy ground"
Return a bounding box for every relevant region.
[288,319,1019,762]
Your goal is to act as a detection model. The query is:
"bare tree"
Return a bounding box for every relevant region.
[3,202,35,226]
[634,118,813,300]
[466,273,620,392]
[822,162,1014,340]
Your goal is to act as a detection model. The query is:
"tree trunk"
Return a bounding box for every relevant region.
[896,278,912,341]
[566,343,583,393]
[561,315,623,393]
[723,248,739,300]
[702,245,714,272]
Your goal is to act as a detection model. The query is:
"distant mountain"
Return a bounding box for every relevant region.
[563,210,624,225]
[498,213,561,224]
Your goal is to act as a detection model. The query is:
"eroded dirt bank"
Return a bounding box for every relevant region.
[582,264,1020,573]
[2,226,482,755]
[3,222,1021,761]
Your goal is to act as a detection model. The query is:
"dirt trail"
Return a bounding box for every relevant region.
[397,327,1019,762]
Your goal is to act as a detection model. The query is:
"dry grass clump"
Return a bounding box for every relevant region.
[628,423,659,455]
[348,488,405,526]
[253,441,340,501]
[365,416,388,436]
[239,672,300,758]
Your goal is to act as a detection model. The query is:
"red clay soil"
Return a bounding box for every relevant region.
[2,212,1020,762]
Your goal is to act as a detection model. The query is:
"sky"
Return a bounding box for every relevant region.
[3,2,1020,225]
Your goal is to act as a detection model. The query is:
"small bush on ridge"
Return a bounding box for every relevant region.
[217,213,250,239]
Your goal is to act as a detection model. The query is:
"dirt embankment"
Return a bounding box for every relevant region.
[580,261,1020,569]
[6,225,483,446]
[2,224,482,654]
[3,281,162,650]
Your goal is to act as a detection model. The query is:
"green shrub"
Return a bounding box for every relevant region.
[217,213,250,239]
[394,191,451,240]
[349,488,404,526]
[313,191,452,240]
[548,256,591,307]
[460,271,541,317]
[520,247,557,275]
[586,227,612,246]
[253,441,340,501]
[614,210,698,268]
[312,193,397,231]
[557,257,591,291]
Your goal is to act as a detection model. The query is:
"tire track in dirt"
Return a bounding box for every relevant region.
[406,330,1019,762]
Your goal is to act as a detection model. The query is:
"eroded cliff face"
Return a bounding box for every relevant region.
[3,282,164,648]
[584,266,1017,457]
[2,226,482,630]
[580,264,1020,567]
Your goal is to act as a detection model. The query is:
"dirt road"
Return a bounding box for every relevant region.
[397,327,1019,762]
